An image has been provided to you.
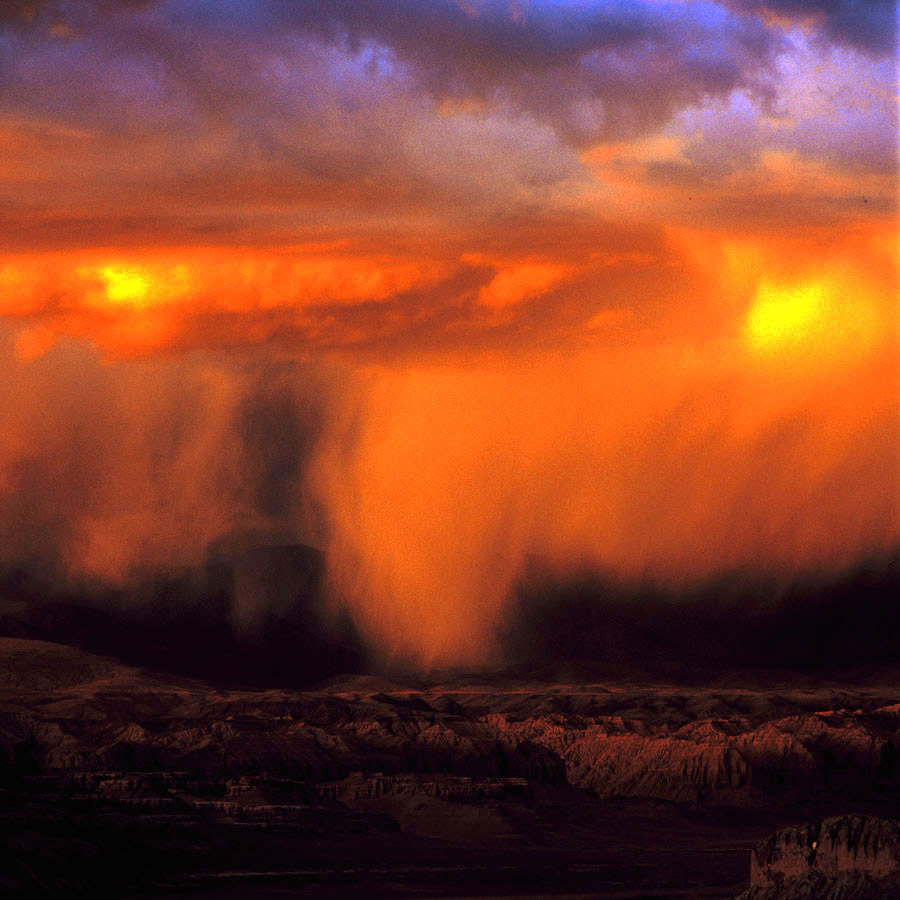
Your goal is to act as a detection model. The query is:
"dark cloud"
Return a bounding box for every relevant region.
[263,0,782,144]
[1,0,783,148]
[730,0,897,55]
[0,0,154,31]
[236,373,325,524]
[0,545,367,688]
[1,0,890,262]
[503,552,900,675]
[0,7,587,246]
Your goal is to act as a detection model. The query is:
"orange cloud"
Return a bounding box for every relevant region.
[476,262,570,309]
[13,325,57,361]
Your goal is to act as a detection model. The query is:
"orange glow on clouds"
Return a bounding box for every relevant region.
[0,248,454,357]
[744,277,883,360]
[477,262,570,309]
[0,0,897,668]
[313,338,898,667]
[97,265,153,307]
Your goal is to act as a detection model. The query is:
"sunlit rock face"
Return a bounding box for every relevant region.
[741,816,900,900]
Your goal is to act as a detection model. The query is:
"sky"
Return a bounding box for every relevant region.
[0,0,898,667]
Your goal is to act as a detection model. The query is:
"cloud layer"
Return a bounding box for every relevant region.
[0,0,897,669]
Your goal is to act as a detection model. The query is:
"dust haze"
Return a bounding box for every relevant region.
[1,326,896,676]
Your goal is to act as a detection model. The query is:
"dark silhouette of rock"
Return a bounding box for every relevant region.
[738,815,900,899]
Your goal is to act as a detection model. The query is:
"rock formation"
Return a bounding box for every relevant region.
[5,637,900,897]
[739,815,900,899]
[4,638,900,808]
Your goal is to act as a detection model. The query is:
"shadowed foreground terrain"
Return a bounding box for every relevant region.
[3,637,900,898]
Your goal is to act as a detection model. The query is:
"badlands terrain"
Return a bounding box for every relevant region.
[3,635,900,898]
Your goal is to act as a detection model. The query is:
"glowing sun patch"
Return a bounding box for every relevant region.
[744,281,825,353]
[100,265,151,306]
[743,276,883,363]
